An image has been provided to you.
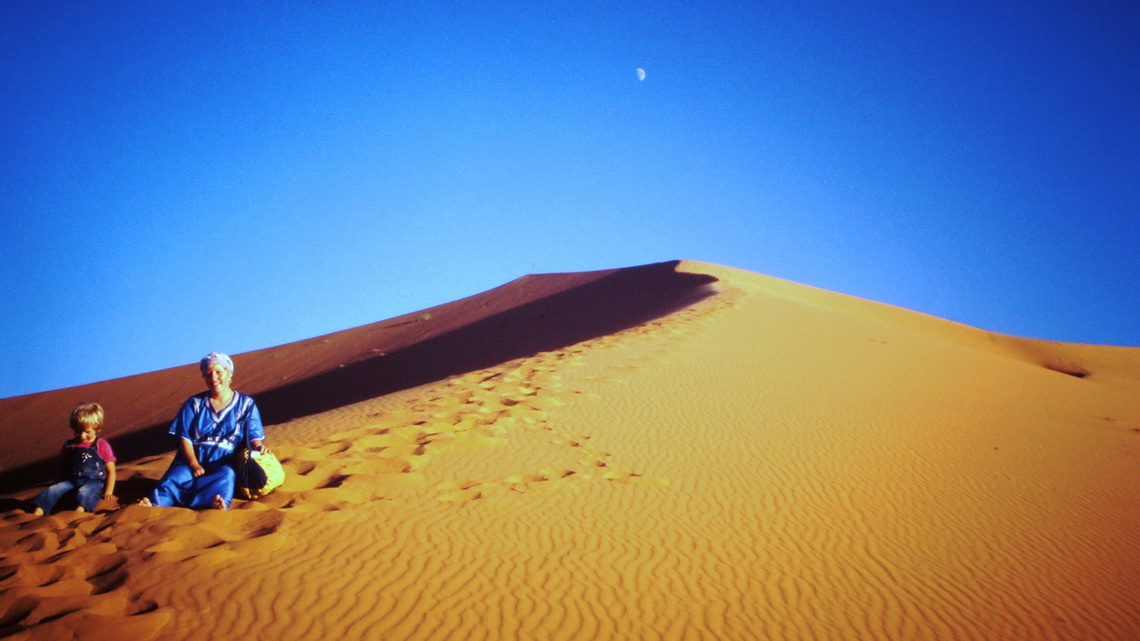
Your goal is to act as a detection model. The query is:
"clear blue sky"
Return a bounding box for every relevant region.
[3,1,1138,398]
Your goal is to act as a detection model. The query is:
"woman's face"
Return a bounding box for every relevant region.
[202,363,233,393]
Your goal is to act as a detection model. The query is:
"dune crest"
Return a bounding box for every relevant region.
[2,261,1138,640]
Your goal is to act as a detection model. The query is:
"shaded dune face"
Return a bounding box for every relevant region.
[248,262,718,428]
[0,261,717,490]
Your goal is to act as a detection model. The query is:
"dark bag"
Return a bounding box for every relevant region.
[236,448,268,493]
[235,447,285,500]
[232,398,284,500]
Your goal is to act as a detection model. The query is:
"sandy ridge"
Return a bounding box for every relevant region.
[2,261,1138,640]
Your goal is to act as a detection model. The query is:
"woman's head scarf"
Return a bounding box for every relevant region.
[200,352,234,374]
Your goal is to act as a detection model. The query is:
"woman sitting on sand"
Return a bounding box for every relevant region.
[140,353,268,510]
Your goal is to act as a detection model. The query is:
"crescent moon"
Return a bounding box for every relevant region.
[636,68,646,81]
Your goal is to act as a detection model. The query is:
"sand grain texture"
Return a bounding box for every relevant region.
[2,261,1138,641]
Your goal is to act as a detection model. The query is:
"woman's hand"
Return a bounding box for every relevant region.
[190,462,206,477]
[251,439,270,455]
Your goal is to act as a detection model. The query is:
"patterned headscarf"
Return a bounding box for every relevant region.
[200,352,234,374]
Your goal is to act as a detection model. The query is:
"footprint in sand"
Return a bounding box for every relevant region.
[268,320,684,508]
[269,421,440,511]
[399,352,675,500]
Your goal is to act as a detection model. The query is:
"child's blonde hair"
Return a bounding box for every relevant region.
[69,402,104,434]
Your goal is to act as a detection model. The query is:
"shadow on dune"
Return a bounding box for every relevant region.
[1,262,716,492]
[254,262,717,423]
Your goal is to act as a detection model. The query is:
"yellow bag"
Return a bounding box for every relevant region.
[235,449,286,500]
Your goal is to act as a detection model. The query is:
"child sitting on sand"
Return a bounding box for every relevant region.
[29,402,117,516]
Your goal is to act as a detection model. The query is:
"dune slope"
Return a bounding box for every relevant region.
[2,260,1138,641]
[0,261,715,488]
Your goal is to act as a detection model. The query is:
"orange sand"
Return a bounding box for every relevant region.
[2,260,1138,641]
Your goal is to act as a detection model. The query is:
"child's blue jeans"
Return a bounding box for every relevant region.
[31,479,103,513]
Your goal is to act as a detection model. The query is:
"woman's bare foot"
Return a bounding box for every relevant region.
[137,497,153,507]
[32,506,44,516]
[212,495,227,511]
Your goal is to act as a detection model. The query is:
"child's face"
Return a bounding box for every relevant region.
[74,426,97,444]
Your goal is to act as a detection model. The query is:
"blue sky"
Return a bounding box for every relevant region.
[3,1,1137,398]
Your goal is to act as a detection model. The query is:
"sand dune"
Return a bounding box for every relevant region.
[2,260,1138,640]
[0,262,715,488]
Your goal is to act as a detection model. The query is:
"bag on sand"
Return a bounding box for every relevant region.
[235,448,285,500]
